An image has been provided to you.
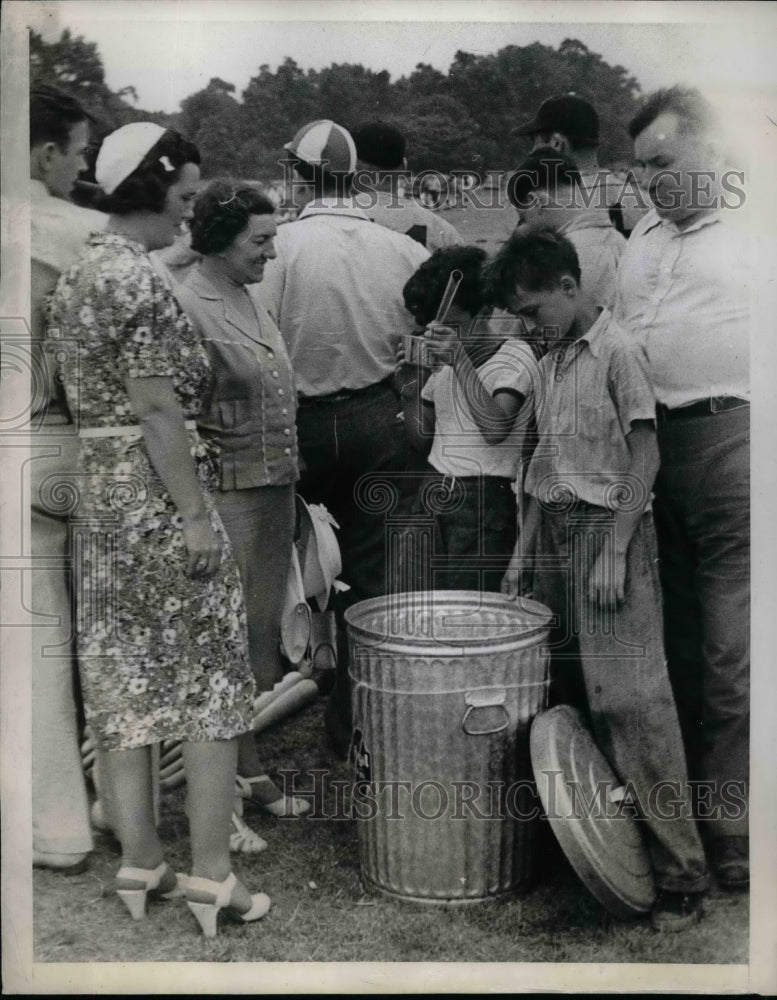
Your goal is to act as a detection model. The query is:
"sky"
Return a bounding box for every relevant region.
[28,0,776,119]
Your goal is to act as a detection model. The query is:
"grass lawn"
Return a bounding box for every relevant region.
[33,695,748,966]
[442,198,518,255]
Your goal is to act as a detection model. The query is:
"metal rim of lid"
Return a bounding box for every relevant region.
[345,590,553,647]
[530,704,656,918]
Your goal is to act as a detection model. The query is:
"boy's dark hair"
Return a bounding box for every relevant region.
[95,129,201,215]
[506,146,583,209]
[351,121,406,170]
[483,226,581,308]
[190,180,275,255]
[285,155,353,200]
[628,85,716,140]
[403,246,488,327]
[30,83,91,151]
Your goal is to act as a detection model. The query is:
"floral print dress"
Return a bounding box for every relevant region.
[47,232,255,751]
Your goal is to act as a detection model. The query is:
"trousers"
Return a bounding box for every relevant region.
[295,383,407,749]
[214,484,295,692]
[653,406,749,839]
[532,503,709,893]
[30,427,93,856]
[406,470,517,594]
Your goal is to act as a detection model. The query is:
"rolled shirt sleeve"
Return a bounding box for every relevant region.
[606,336,657,439]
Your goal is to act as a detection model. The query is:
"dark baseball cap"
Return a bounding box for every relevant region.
[512,94,600,145]
[351,121,406,170]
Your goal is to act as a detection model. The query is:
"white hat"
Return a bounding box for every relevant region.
[95,122,168,194]
[283,119,357,174]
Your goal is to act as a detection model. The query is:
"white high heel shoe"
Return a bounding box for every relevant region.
[115,861,186,920]
[185,871,271,938]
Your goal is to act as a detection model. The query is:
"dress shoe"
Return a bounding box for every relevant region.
[710,835,749,890]
[650,889,705,932]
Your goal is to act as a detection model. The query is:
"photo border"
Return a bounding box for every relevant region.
[3,1,776,993]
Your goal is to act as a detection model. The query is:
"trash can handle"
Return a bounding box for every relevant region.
[461,689,509,735]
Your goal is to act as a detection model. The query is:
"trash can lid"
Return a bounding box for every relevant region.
[530,704,656,918]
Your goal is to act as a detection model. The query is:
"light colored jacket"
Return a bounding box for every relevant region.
[175,266,299,491]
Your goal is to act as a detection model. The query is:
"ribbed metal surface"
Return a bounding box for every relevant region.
[346,591,551,904]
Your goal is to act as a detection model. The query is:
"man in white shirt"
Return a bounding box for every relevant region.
[262,120,429,757]
[615,86,749,891]
[349,121,463,252]
[29,84,107,872]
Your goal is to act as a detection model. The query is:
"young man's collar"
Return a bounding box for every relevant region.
[30,177,52,201]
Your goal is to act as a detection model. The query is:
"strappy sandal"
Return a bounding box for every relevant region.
[115,861,186,920]
[185,871,271,938]
[229,810,268,854]
[235,773,311,817]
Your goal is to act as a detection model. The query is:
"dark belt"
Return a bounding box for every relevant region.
[298,377,393,407]
[656,396,749,421]
[427,468,513,490]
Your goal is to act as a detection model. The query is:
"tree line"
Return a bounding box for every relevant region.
[31,29,643,182]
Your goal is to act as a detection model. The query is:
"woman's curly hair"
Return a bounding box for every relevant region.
[189,180,275,255]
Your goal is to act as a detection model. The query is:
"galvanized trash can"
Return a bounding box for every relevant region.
[345,590,552,904]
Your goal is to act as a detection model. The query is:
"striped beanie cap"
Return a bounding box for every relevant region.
[283,119,357,175]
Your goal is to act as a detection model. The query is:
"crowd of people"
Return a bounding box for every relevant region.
[29,82,749,938]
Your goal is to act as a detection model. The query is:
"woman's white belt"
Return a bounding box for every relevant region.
[79,420,198,438]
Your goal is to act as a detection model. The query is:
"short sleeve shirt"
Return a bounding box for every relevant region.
[524,310,656,510]
[422,338,538,479]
